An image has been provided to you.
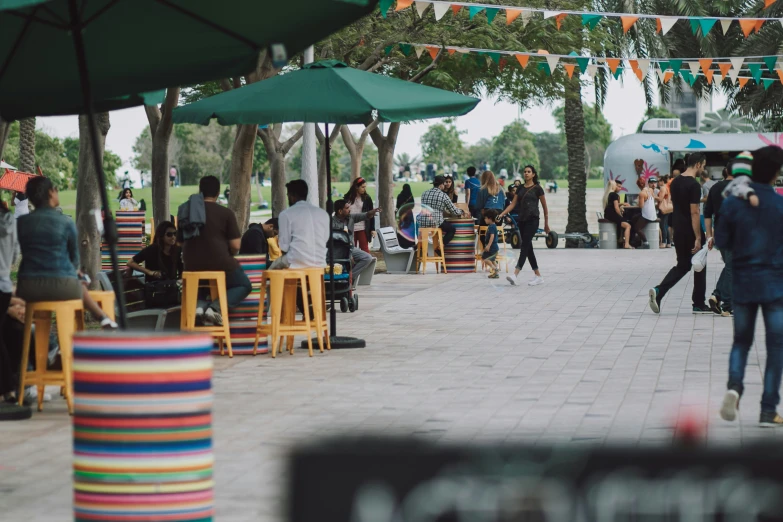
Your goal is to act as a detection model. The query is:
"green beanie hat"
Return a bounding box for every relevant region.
[732,151,753,178]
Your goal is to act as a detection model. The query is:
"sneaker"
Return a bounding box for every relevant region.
[528,276,544,286]
[720,390,740,421]
[488,272,499,279]
[204,307,223,327]
[24,387,51,404]
[506,275,517,286]
[648,288,661,314]
[100,317,118,329]
[708,295,722,316]
[693,304,712,314]
[759,411,783,427]
[721,307,733,317]
[195,307,205,327]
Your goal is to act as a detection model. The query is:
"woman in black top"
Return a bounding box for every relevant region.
[128,221,183,280]
[396,184,414,212]
[603,179,632,249]
[497,165,550,286]
[345,177,376,253]
[443,175,458,204]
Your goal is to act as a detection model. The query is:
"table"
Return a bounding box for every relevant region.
[443,218,476,273]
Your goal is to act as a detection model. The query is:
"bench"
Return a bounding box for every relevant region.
[378,227,415,275]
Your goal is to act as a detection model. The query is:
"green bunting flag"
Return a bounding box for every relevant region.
[763,78,775,90]
[486,8,499,24]
[399,44,412,57]
[538,62,552,76]
[384,45,394,56]
[577,57,590,72]
[699,18,717,35]
[747,63,763,82]
[763,56,778,71]
[689,19,700,34]
[612,66,624,80]
[681,70,696,86]
[469,5,485,19]
[488,52,502,64]
[669,59,683,73]
[379,0,394,18]
[582,14,602,30]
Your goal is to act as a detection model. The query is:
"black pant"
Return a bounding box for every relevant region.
[659,213,670,245]
[632,214,655,243]
[439,221,456,245]
[516,218,539,271]
[657,226,706,306]
[0,292,12,396]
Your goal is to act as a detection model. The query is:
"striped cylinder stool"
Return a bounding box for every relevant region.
[101,211,145,271]
[211,255,268,356]
[72,332,214,522]
[443,218,477,273]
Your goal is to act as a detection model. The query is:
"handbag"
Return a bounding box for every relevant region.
[659,188,673,214]
[144,279,180,308]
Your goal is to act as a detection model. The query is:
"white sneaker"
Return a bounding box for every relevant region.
[204,308,223,327]
[195,307,205,326]
[528,276,544,286]
[506,275,517,286]
[720,390,740,422]
[24,387,51,403]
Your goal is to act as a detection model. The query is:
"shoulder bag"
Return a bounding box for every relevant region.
[144,279,180,309]
[659,187,673,215]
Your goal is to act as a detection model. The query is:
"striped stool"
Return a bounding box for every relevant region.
[443,218,476,273]
[181,272,233,358]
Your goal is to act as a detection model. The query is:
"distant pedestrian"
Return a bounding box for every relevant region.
[717,146,783,427]
[344,177,376,254]
[464,166,480,221]
[474,170,506,213]
[631,176,658,248]
[443,175,458,204]
[603,179,632,249]
[705,160,740,318]
[648,153,709,314]
[118,188,138,211]
[657,174,672,248]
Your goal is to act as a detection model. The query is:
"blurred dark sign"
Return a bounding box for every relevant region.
[289,437,783,522]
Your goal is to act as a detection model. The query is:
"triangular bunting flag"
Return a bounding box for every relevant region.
[714,74,723,85]
[720,19,732,34]
[703,68,714,84]
[699,18,718,35]
[564,63,576,79]
[659,60,670,72]
[621,16,638,33]
[689,19,699,35]
[587,64,598,79]
[637,59,650,76]
[447,48,456,55]
[399,43,412,56]
[426,46,439,60]
[469,5,485,19]
[764,56,778,71]
[777,69,783,82]
[451,4,461,16]
[606,58,621,74]
[681,70,696,86]
[488,52,501,65]
[582,14,602,30]
[688,61,701,76]
[729,66,741,83]
[379,0,394,18]
[515,54,530,68]
[669,59,683,73]
[738,77,750,88]
[659,17,678,35]
[664,71,674,83]
[730,57,744,71]
[414,46,425,59]
[519,11,533,26]
[456,48,470,54]
[628,59,639,72]
[755,19,765,33]
[538,62,552,76]
[384,45,393,56]
[747,63,763,82]
[613,67,624,80]
[656,18,662,33]
[506,8,522,25]
[699,59,713,73]
[576,56,590,73]
[433,2,450,20]
[634,68,644,81]
[656,69,664,81]
[546,55,561,72]
[739,19,756,37]
[718,62,732,76]
[543,11,559,19]
[414,1,428,18]
[395,0,414,11]
[766,0,776,8]
[486,8,499,24]
[763,78,775,90]
[556,13,567,29]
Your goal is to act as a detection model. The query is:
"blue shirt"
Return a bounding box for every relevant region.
[715,183,783,304]
[465,177,480,206]
[484,224,499,254]
[17,207,79,280]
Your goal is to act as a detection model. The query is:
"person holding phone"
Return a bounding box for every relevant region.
[127,221,183,281]
[332,198,381,282]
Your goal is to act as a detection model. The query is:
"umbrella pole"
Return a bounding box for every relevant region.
[69,0,128,328]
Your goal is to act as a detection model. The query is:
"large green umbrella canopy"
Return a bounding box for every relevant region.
[172,60,480,125]
[0,0,378,121]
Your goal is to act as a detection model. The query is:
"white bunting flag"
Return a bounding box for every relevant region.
[414,46,425,59]
[713,74,723,84]
[659,17,678,35]
[587,64,598,79]
[456,48,470,54]
[656,69,665,82]
[433,2,449,20]
[543,11,559,19]
[415,1,428,18]
[546,55,561,71]
[637,59,650,76]
[721,19,733,34]
[520,10,533,26]
[728,66,741,83]
[779,18,783,29]
[730,57,744,71]
[688,61,701,75]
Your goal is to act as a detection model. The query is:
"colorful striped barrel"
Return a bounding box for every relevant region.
[101,211,146,271]
[212,255,268,355]
[72,332,214,522]
[444,218,477,273]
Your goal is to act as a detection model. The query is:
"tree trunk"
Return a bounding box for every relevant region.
[316,124,342,209]
[269,150,287,217]
[229,124,258,231]
[371,122,399,229]
[76,113,110,287]
[341,125,370,182]
[19,117,36,173]
[0,118,10,161]
[564,79,588,247]
[145,88,180,227]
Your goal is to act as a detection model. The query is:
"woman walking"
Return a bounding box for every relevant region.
[498,165,550,286]
[603,180,632,249]
[344,177,375,253]
[475,170,506,213]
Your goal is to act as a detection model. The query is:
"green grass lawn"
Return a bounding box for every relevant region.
[53,179,602,218]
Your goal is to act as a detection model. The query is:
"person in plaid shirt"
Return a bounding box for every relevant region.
[416,175,467,248]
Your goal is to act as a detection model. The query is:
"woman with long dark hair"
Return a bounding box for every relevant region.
[443,175,458,204]
[128,221,183,280]
[497,165,550,286]
[396,183,414,212]
[118,188,138,211]
[344,177,375,253]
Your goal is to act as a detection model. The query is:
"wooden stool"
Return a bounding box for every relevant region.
[416,228,447,274]
[88,290,116,321]
[301,267,331,353]
[181,271,233,357]
[19,300,85,414]
[261,271,315,358]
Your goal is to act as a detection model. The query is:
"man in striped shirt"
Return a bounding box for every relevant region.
[416,175,467,248]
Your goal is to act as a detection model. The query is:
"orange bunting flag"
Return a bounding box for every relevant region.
[739,19,756,37]
[663,71,674,83]
[506,8,522,25]
[426,46,439,60]
[634,68,644,81]
[738,77,750,88]
[703,68,714,84]
[699,59,713,72]
[451,4,461,16]
[395,0,414,11]
[656,18,662,33]
[777,69,783,83]
[621,16,638,33]
[564,63,576,78]
[755,19,765,33]
[447,48,456,55]
[515,54,530,68]
[556,13,567,29]
[766,0,776,8]
[718,62,733,76]
[628,59,639,72]
[606,58,621,74]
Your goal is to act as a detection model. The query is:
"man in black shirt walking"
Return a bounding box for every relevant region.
[649,153,710,314]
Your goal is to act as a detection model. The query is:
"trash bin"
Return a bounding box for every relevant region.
[644,221,660,250]
[599,221,617,250]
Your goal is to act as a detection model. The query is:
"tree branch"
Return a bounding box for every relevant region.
[281,127,304,155]
[340,125,357,156]
[410,48,444,83]
[144,105,162,136]
[158,87,181,135]
[315,124,325,145]
[367,57,391,73]
[257,127,275,152]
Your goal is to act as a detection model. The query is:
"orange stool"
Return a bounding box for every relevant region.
[19,300,85,414]
[181,271,233,357]
[260,270,316,358]
[301,268,331,353]
[416,227,447,274]
[88,290,116,321]
[476,226,509,273]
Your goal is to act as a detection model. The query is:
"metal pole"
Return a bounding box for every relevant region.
[68,0,127,328]
[325,123,337,335]
[301,47,319,207]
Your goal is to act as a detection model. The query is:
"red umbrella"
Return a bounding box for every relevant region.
[0,169,37,192]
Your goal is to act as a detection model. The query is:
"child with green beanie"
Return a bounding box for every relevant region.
[722,151,759,207]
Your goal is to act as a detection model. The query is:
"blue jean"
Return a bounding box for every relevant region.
[714,249,732,310]
[197,266,252,314]
[728,299,783,412]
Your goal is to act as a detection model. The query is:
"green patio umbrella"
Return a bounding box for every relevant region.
[173,60,480,348]
[0,0,378,328]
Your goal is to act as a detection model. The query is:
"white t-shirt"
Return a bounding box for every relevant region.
[13,196,29,218]
[349,198,365,231]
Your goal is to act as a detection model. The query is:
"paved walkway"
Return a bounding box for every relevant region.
[1,248,780,521]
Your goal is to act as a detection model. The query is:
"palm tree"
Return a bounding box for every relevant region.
[18,117,35,173]
[699,109,755,133]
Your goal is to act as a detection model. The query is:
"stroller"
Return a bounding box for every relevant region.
[326,230,358,313]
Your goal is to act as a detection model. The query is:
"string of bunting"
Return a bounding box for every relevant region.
[380,0,780,37]
[395,43,783,89]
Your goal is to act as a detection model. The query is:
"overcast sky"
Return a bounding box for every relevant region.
[36,71,728,182]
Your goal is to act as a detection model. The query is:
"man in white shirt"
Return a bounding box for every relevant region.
[269,179,329,270]
[12,192,29,218]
